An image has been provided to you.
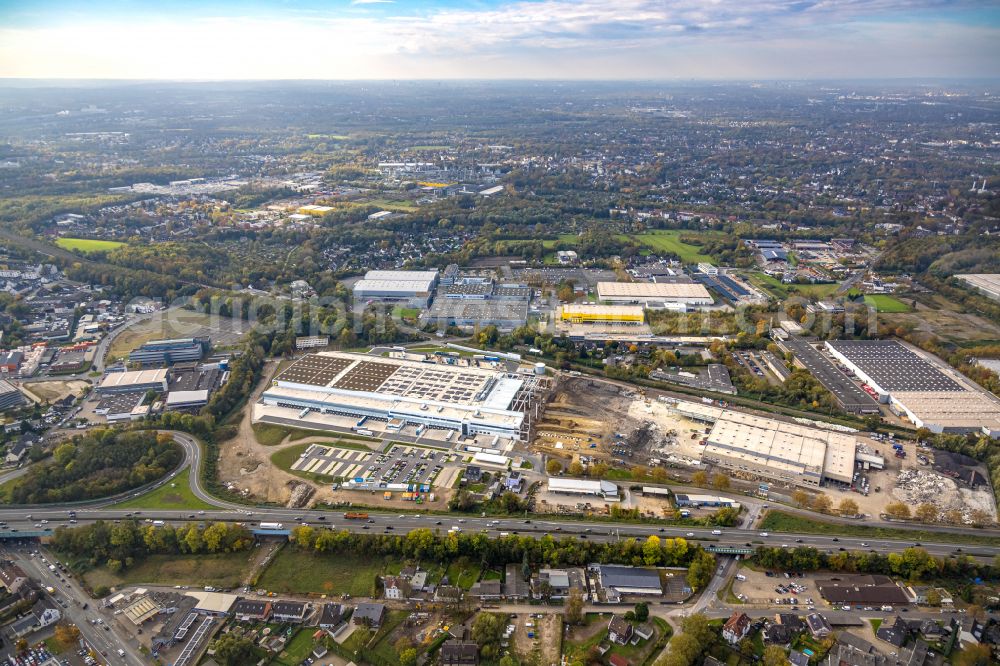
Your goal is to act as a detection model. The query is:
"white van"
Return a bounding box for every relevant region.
[711,529,722,535]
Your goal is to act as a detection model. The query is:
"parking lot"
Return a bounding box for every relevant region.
[293,442,451,487]
[780,337,880,413]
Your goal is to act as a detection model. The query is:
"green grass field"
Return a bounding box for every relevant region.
[864,295,912,313]
[788,282,841,298]
[273,629,320,666]
[81,552,253,590]
[113,468,214,511]
[626,230,716,264]
[256,549,386,597]
[252,423,377,446]
[55,237,125,253]
[444,560,481,590]
[758,510,1000,546]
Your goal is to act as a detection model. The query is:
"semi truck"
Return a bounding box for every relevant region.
[344,512,369,520]
[259,522,284,530]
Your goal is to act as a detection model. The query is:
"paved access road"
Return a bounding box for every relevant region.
[0,433,997,563]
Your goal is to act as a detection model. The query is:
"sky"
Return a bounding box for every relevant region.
[0,1,998,80]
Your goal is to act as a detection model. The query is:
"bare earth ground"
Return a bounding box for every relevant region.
[20,379,90,403]
[511,612,562,665]
[217,360,451,509]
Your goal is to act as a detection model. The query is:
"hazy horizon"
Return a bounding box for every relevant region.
[1,1,998,80]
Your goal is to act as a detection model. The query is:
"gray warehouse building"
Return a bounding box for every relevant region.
[352,270,439,308]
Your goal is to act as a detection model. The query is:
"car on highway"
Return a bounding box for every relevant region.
[759,532,769,537]
[686,532,694,537]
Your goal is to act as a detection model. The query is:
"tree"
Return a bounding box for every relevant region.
[792,489,810,507]
[546,459,563,475]
[838,498,859,517]
[925,588,942,606]
[53,623,80,646]
[915,503,937,523]
[214,635,256,666]
[686,550,715,592]
[885,501,911,520]
[691,470,707,486]
[472,612,505,659]
[565,588,585,625]
[634,602,649,622]
[399,648,418,666]
[650,467,668,483]
[762,644,790,666]
[954,643,992,666]
[810,494,832,514]
[711,473,730,491]
[568,461,584,477]
[15,639,27,652]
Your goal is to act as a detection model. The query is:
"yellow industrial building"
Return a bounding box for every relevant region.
[559,303,645,324]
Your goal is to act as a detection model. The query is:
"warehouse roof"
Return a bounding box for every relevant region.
[599,565,662,591]
[826,340,963,392]
[597,282,712,300]
[547,477,618,496]
[98,368,168,390]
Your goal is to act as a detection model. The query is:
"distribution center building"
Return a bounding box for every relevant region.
[97,369,169,395]
[257,351,536,441]
[699,409,856,487]
[559,303,645,325]
[596,282,713,307]
[352,270,439,308]
[825,339,1000,435]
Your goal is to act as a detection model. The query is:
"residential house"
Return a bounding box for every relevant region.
[788,650,810,666]
[0,562,30,594]
[383,575,408,601]
[272,601,308,623]
[440,641,479,666]
[435,585,463,604]
[876,616,910,647]
[9,600,60,637]
[4,440,27,466]
[723,612,752,645]
[469,579,502,601]
[503,564,529,601]
[317,603,343,630]
[231,600,272,623]
[608,655,630,666]
[353,603,386,629]
[608,615,633,645]
[806,613,832,639]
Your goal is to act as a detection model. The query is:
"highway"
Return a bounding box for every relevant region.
[0,433,996,561]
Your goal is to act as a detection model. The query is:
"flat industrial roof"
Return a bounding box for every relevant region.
[353,279,434,294]
[826,340,963,392]
[597,282,712,300]
[364,270,438,282]
[889,390,1000,431]
[560,303,645,317]
[98,368,168,389]
[166,389,209,405]
[547,477,618,494]
[705,410,856,483]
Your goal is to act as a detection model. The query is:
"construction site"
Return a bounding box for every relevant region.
[528,375,998,525]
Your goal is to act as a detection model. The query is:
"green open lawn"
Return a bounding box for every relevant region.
[445,560,482,590]
[255,548,387,597]
[273,628,321,666]
[270,441,374,482]
[626,230,717,264]
[55,237,125,253]
[252,422,379,447]
[369,611,413,663]
[747,273,841,300]
[81,551,253,590]
[758,510,1000,546]
[864,294,912,313]
[788,282,841,298]
[113,468,214,511]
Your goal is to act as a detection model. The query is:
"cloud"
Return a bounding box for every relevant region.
[350,0,394,5]
[0,0,995,78]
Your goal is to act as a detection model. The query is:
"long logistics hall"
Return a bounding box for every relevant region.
[255,351,543,442]
[825,339,1000,435]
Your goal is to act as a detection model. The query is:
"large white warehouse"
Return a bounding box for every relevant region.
[257,351,533,441]
[353,270,439,308]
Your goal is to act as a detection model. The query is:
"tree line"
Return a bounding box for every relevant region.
[52,520,253,575]
[288,526,717,591]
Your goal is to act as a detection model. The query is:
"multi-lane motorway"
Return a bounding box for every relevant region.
[1,433,996,561]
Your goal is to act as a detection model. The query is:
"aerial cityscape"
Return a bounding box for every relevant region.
[0,2,999,666]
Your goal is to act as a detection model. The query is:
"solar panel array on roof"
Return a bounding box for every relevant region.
[333,360,399,392]
[827,340,963,392]
[274,354,353,387]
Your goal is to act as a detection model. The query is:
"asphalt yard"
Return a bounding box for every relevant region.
[292,441,448,486]
[781,337,880,414]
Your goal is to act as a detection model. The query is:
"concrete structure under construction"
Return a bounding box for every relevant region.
[667,400,857,487]
[826,339,1000,435]
[596,281,713,307]
[256,351,543,441]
